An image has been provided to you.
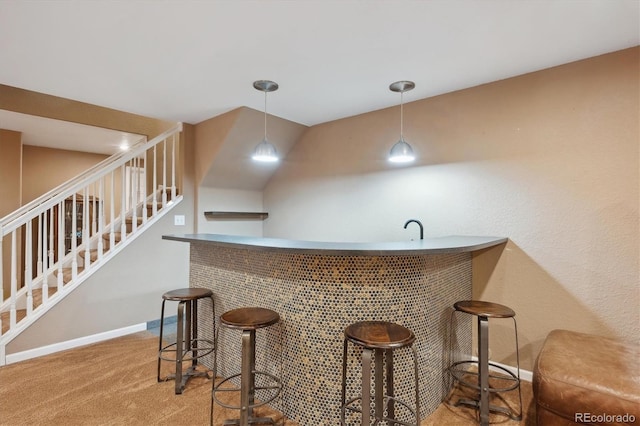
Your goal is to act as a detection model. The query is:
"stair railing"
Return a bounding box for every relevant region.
[0,123,183,342]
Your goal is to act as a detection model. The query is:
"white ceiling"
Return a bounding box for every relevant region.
[0,0,638,151]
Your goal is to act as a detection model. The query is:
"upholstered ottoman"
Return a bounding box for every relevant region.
[533,329,640,425]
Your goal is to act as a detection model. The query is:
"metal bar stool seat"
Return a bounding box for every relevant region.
[211,307,283,426]
[340,320,420,426]
[448,300,522,426]
[157,287,216,394]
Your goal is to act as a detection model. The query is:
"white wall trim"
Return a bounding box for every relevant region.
[470,355,533,382]
[5,323,147,365]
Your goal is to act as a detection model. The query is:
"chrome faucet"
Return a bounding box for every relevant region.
[404,219,424,240]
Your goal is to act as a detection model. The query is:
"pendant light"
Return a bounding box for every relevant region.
[252,80,279,162]
[388,80,416,163]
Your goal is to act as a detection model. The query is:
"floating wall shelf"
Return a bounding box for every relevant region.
[204,211,269,220]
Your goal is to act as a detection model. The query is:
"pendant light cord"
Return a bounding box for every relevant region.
[400,91,404,140]
[264,91,268,141]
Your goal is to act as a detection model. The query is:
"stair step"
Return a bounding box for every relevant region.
[146,202,164,211]
[102,232,122,242]
[81,249,99,262]
[1,287,57,335]
[161,187,176,198]
[125,217,144,232]
[147,189,176,208]
[1,310,25,335]
[33,286,58,308]
[53,267,85,284]
[101,232,122,251]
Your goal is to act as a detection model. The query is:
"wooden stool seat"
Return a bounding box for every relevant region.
[345,320,415,349]
[454,300,515,318]
[221,307,280,330]
[163,287,213,302]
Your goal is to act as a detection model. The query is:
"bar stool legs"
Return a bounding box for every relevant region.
[211,307,283,426]
[238,329,273,425]
[157,288,215,394]
[448,300,522,426]
[340,321,420,426]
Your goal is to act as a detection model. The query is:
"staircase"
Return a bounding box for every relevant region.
[0,123,183,365]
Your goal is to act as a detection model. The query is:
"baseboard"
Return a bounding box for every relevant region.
[146,315,177,329]
[5,323,147,365]
[470,354,533,382]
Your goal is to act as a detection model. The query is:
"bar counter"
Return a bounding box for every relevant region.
[163,233,507,424]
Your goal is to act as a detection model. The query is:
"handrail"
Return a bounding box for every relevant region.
[1,123,182,235]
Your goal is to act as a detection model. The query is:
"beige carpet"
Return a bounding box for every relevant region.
[424,372,536,426]
[0,332,534,425]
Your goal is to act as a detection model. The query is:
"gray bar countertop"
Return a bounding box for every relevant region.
[162,233,508,256]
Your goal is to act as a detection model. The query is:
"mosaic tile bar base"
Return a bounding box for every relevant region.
[190,242,472,425]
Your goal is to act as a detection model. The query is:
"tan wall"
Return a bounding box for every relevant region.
[21,145,107,204]
[264,47,639,371]
[179,123,196,226]
[0,129,23,298]
[194,108,240,186]
[0,130,22,214]
[195,107,307,190]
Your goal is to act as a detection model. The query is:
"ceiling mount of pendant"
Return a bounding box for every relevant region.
[389,81,415,93]
[253,80,279,93]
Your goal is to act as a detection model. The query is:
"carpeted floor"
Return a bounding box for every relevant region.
[423,371,536,425]
[0,332,535,425]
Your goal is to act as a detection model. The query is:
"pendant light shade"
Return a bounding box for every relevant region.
[252,138,279,162]
[389,137,415,163]
[388,80,416,163]
[252,80,279,162]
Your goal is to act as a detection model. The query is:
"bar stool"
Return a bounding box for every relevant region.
[448,300,522,426]
[211,307,283,426]
[340,320,420,426]
[157,287,215,394]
